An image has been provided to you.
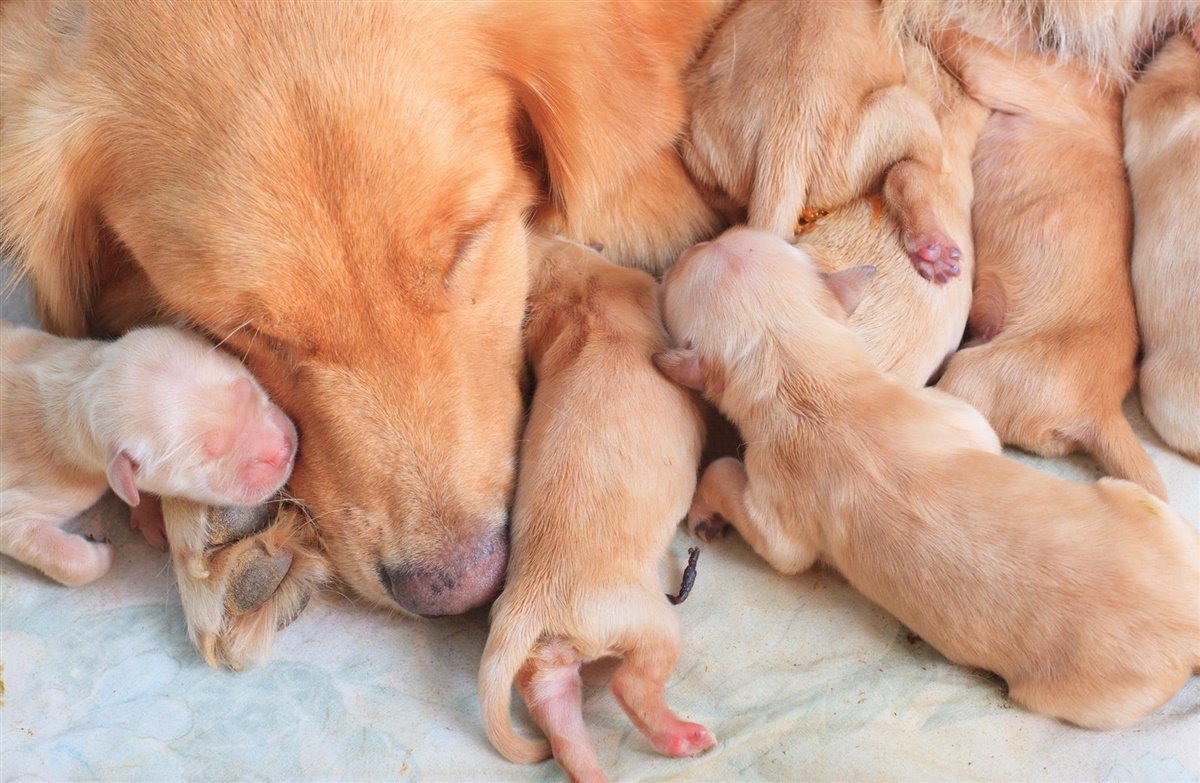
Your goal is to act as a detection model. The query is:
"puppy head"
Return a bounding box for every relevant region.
[655,228,874,410]
[98,328,297,508]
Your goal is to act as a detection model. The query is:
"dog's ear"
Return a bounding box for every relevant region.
[653,348,705,391]
[494,4,706,213]
[106,450,141,507]
[820,266,876,316]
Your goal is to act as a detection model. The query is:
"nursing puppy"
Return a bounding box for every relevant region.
[0,321,297,586]
[798,49,989,385]
[684,0,962,282]
[479,238,710,782]
[1123,31,1200,461]
[928,30,1166,499]
[656,229,1200,731]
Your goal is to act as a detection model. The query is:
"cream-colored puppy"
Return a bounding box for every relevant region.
[928,30,1166,499]
[1123,30,1200,461]
[656,229,1200,731]
[685,0,962,282]
[0,321,297,586]
[478,238,710,782]
[798,48,989,385]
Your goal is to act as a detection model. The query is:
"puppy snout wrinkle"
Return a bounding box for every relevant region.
[380,526,508,616]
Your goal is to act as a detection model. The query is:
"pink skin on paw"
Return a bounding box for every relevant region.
[129,494,168,550]
[651,722,717,758]
[906,232,962,284]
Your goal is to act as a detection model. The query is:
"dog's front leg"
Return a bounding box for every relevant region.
[686,456,818,575]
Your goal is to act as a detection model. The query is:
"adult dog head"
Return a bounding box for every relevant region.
[1,0,726,614]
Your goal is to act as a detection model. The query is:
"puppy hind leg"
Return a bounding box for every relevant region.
[844,84,960,282]
[518,641,609,783]
[610,604,715,759]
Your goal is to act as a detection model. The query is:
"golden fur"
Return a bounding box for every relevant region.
[798,47,989,384]
[478,238,709,782]
[1123,31,1200,461]
[684,0,963,283]
[0,1,731,629]
[658,228,1200,731]
[928,29,1166,499]
[884,0,1200,85]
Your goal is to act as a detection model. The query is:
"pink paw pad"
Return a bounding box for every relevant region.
[907,234,962,284]
[654,723,717,758]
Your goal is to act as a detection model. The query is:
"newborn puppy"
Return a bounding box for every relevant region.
[929,30,1166,499]
[1123,30,1200,461]
[798,47,989,384]
[479,237,710,782]
[0,321,297,586]
[684,0,962,282]
[656,229,1200,731]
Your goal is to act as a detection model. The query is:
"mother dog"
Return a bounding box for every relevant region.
[4,0,1195,659]
[0,0,731,638]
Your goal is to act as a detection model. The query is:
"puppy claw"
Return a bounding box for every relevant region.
[687,513,728,543]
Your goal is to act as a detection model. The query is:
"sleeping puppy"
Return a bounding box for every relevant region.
[656,229,1200,731]
[0,321,296,586]
[798,48,989,385]
[479,237,710,782]
[1123,30,1200,461]
[928,30,1167,499]
[684,0,963,282]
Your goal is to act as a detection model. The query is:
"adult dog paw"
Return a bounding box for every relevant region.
[161,498,329,670]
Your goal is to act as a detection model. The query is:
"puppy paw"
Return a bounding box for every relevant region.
[905,231,962,284]
[128,494,168,550]
[652,723,717,758]
[162,498,329,670]
[686,510,729,543]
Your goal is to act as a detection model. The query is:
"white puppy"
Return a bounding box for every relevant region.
[1,321,297,586]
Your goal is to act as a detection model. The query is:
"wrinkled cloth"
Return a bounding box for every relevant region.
[3,271,1197,783]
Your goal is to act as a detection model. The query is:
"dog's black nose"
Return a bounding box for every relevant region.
[379,527,508,616]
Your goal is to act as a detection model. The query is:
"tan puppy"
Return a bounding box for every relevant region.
[1123,31,1200,461]
[656,228,1200,731]
[0,321,296,586]
[798,48,989,385]
[684,0,963,282]
[926,30,1166,499]
[479,238,710,782]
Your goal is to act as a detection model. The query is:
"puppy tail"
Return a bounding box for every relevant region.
[478,610,551,764]
[1084,414,1167,501]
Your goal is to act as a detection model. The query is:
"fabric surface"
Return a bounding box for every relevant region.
[2,268,1197,783]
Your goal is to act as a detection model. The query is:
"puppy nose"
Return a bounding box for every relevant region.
[380,527,508,616]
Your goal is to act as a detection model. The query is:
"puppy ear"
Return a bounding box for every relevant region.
[653,348,705,391]
[820,266,876,316]
[106,450,141,507]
